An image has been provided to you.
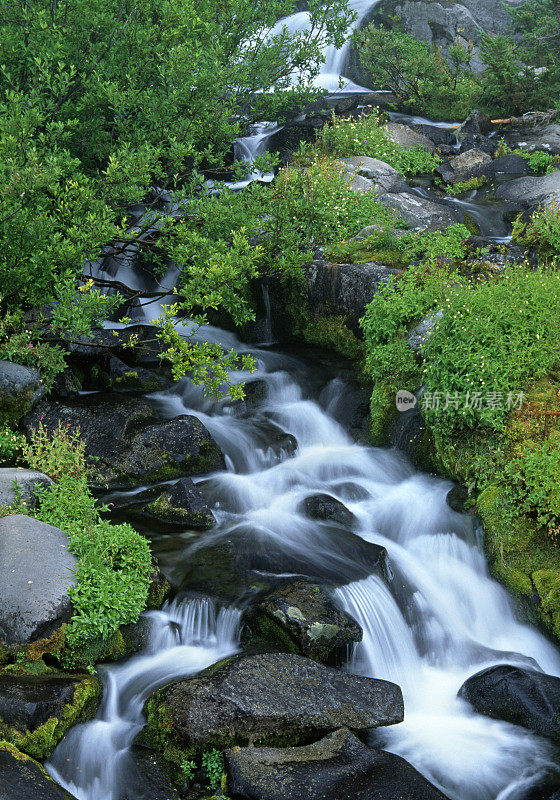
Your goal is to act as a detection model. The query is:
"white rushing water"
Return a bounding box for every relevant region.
[48,327,560,800]
[47,599,240,800]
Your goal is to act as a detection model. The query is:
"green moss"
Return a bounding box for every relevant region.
[302,315,365,362]
[532,569,560,639]
[242,614,300,655]
[0,676,101,760]
[144,495,212,527]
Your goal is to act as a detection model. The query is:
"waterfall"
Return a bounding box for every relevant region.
[46,599,240,800]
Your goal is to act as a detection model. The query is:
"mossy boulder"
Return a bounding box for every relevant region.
[140,653,403,763]
[0,360,45,425]
[24,397,225,489]
[109,356,169,394]
[241,579,362,665]
[0,673,101,759]
[299,494,357,528]
[226,728,451,800]
[142,478,215,529]
[0,741,79,799]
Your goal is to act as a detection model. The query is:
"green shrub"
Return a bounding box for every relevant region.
[513,200,560,256]
[315,112,441,175]
[422,265,560,435]
[445,176,487,196]
[23,423,152,662]
[522,152,560,176]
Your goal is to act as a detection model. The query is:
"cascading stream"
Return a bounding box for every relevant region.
[46,599,240,800]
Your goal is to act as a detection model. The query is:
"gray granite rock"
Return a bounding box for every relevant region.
[0,469,53,510]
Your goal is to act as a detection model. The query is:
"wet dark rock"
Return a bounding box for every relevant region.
[0,515,76,648]
[460,110,492,136]
[142,653,403,751]
[380,191,463,232]
[458,664,560,742]
[226,727,451,800]
[446,485,469,512]
[0,673,101,759]
[109,357,169,393]
[24,398,224,489]
[490,154,531,176]
[127,746,181,800]
[241,579,362,665]
[339,156,408,195]
[268,119,324,166]
[495,172,560,211]
[385,122,436,154]
[0,743,79,800]
[409,124,458,148]
[0,360,45,423]
[55,325,165,368]
[305,258,400,334]
[177,524,390,601]
[50,368,81,400]
[0,469,53,510]
[435,149,492,184]
[142,477,215,529]
[512,124,560,155]
[301,493,357,527]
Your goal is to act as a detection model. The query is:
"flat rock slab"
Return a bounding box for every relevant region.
[0,468,53,510]
[0,515,76,646]
[143,653,403,750]
[226,728,451,800]
[459,664,560,742]
[0,745,79,800]
[339,157,408,195]
[495,171,560,210]
[380,191,463,232]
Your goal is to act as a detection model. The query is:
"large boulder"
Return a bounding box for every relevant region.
[0,361,45,423]
[0,515,76,650]
[458,664,560,742]
[380,191,463,232]
[513,124,560,155]
[385,122,436,154]
[435,149,492,184]
[494,171,560,211]
[226,728,451,800]
[175,524,390,601]
[339,157,408,195]
[0,742,79,800]
[0,469,53,510]
[0,673,101,759]
[142,653,403,753]
[24,398,224,489]
[241,579,362,665]
[305,257,400,334]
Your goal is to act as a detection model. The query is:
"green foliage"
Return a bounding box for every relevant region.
[202,749,225,791]
[0,424,26,465]
[354,26,481,120]
[422,266,560,435]
[315,111,441,175]
[522,152,560,176]
[513,200,560,255]
[22,422,152,661]
[444,176,487,196]
[0,308,66,390]
[326,223,471,266]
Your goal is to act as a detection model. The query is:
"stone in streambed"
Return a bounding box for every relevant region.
[495,171,560,212]
[435,149,492,185]
[24,398,224,489]
[339,157,408,196]
[0,742,79,800]
[241,579,362,665]
[226,728,451,800]
[0,673,101,759]
[141,653,403,755]
[0,468,53,510]
[300,493,357,528]
[458,664,560,742]
[379,192,463,233]
[0,515,76,649]
[142,477,215,529]
[0,360,45,424]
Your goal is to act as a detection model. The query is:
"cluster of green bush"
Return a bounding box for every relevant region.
[2,423,153,666]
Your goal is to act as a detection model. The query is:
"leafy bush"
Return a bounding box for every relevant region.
[522,152,560,176]
[23,423,152,661]
[444,176,487,196]
[422,266,560,435]
[0,424,25,465]
[315,111,440,175]
[513,200,560,255]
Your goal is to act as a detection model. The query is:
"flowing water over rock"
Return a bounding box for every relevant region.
[47,332,560,800]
